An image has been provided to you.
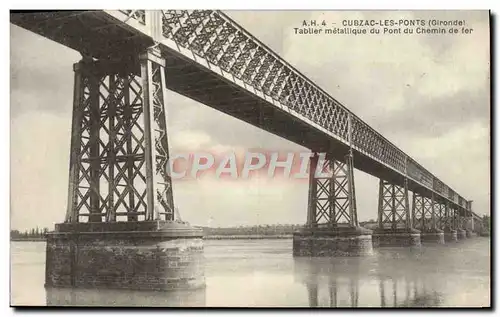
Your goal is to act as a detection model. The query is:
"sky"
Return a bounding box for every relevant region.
[10,10,490,231]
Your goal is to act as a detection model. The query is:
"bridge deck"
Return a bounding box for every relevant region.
[10,10,477,218]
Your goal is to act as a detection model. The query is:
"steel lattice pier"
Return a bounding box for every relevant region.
[65,50,175,223]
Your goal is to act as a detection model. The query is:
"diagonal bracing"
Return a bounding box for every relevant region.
[307,153,358,228]
[377,179,411,230]
[65,49,175,223]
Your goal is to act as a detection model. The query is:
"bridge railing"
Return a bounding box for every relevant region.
[159,9,353,144]
[350,115,406,174]
[108,9,471,209]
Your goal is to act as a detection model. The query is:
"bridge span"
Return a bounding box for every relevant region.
[11,10,485,291]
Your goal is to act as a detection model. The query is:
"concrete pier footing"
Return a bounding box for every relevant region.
[420,229,445,244]
[292,226,373,257]
[45,221,205,291]
[372,228,421,248]
[457,229,467,239]
[444,229,458,242]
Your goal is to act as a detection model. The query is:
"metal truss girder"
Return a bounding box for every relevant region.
[11,10,472,214]
[159,10,357,147]
[156,10,472,210]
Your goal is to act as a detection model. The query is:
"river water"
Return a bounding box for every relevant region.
[10,238,490,307]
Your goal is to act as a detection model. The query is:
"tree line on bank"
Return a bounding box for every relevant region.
[11,227,49,240]
[10,216,490,240]
[202,221,377,235]
[201,224,304,236]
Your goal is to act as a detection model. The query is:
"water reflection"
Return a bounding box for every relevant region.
[294,253,442,308]
[20,239,487,307]
[46,287,206,307]
[379,276,442,307]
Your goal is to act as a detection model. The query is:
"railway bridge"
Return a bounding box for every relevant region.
[11,10,485,291]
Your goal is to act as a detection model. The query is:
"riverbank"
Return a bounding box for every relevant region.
[11,235,293,242]
[11,238,45,242]
[11,231,490,242]
[205,234,292,240]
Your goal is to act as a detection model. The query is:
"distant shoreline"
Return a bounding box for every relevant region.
[11,232,490,242]
[11,234,293,242]
[205,234,292,240]
[11,238,45,242]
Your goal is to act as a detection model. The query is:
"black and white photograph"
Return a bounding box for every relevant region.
[9,8,491,308]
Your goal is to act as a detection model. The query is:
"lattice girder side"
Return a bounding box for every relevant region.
[351,116,406,174]
[15,10,474,220]
[154,10,472,207]
[377,178,411,231]
[306,153,359,228]
[411,193,435,231]
[64,49,175,224]
[160,10,352,144]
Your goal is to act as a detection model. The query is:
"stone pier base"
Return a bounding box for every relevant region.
[420,229,445,244]
[293,226,373,257]
[372,228,421,248]
[457,229,467,240]
[444,229,458,242]
[45,221,205,291]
